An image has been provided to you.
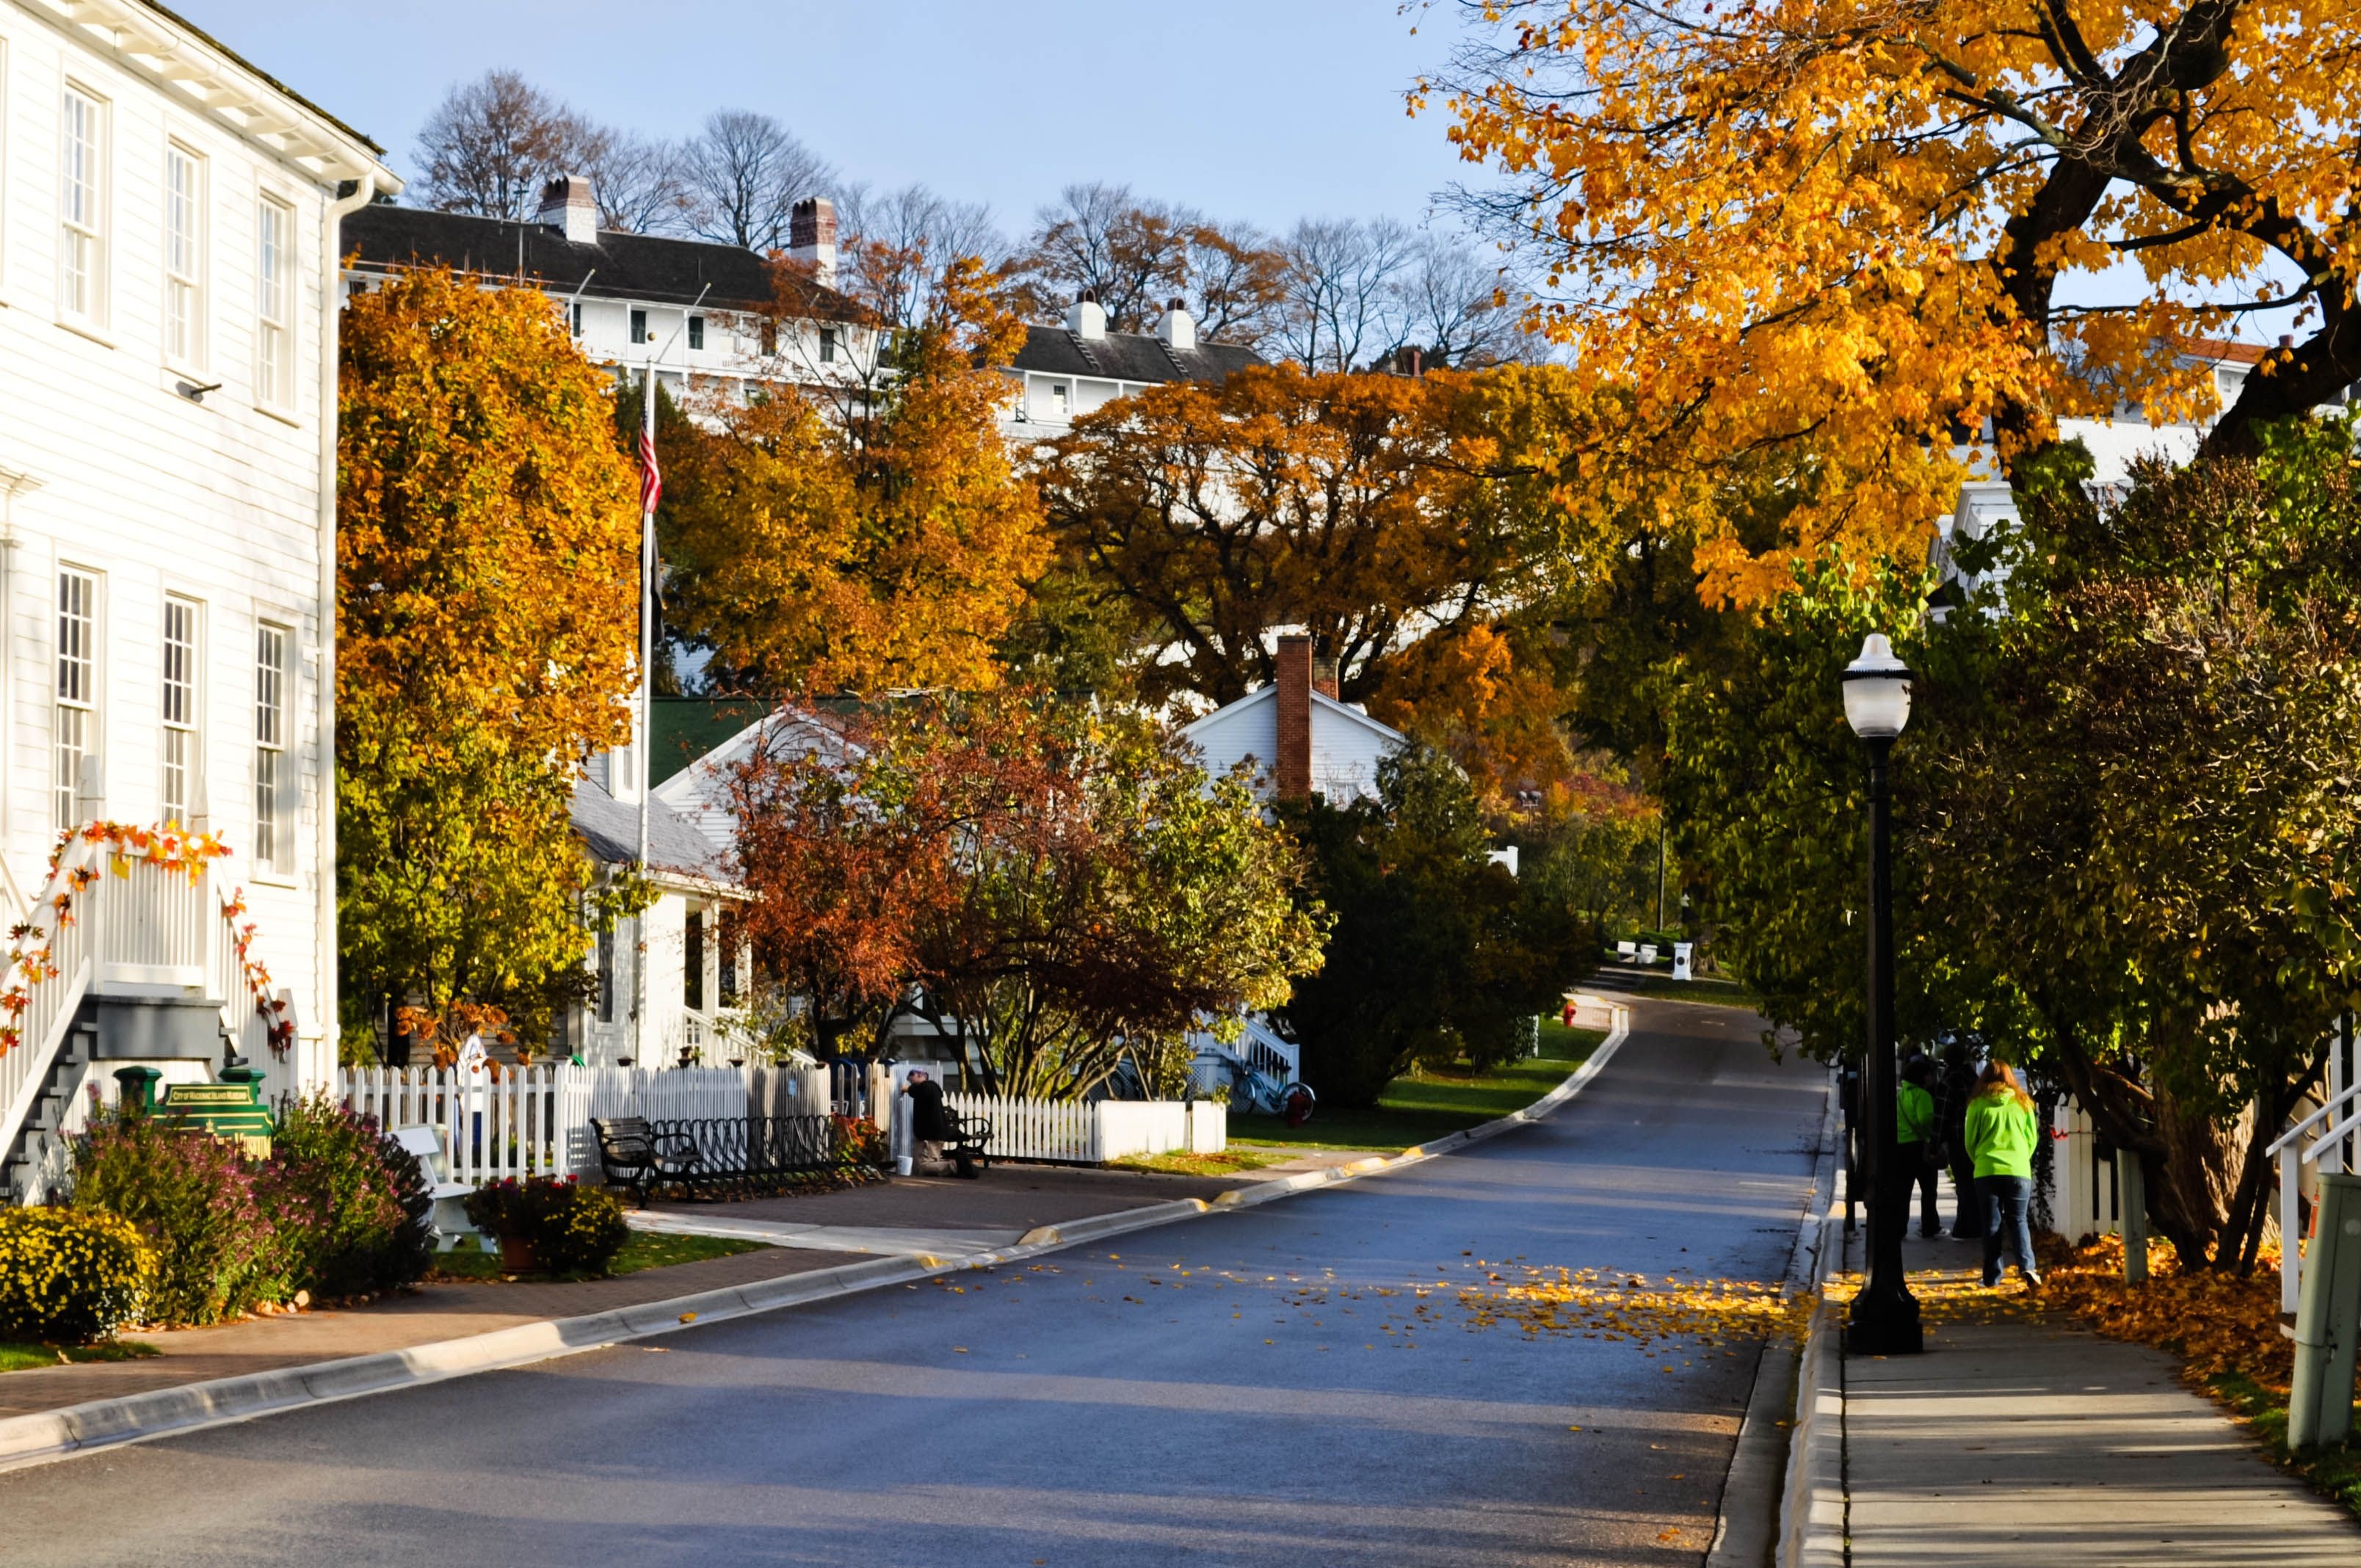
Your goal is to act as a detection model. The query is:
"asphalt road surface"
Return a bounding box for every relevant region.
[2,998,1828,1567]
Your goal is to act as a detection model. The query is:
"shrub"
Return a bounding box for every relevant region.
[465,1176,629,1275]
[831,1113,888,1171]
[267,1095,433,1298]
[70,1111,287,1326]
[0,1208,153,1343]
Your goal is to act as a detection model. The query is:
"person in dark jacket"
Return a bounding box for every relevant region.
[904,1070,954,1170]
[1934,1041,1985,1238]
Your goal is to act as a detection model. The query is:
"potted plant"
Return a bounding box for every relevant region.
[463,1175,628,1276]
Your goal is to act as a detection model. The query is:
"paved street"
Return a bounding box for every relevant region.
[1,998,1827,1567]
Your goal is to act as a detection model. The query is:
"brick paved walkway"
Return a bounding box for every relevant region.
[0,1244,861,1420]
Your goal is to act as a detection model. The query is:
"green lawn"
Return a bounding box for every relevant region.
[0,1338,157,1376]
[428,1229,764,1283]
[1232,1026,1606,1153]
[1617,973,1757,1007]
[1110,1147,1299,1177]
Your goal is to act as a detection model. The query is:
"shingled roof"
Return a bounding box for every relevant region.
[1011,324,1263,385]
[570,777,730,883]
[341,204,855,316]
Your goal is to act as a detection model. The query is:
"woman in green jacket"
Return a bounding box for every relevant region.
[1965,1061,2042,1287]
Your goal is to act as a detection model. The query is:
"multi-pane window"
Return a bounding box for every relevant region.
[59,88,105,322]
[162,598,200,826]
[686,314,704,351]
[629,308,648,344]
[253,623,288,872]
[570,301,583,337]
[255,198,292,406]
[55,570,98,832]
[819,326,835,363]
[683,908,706,1012]
[164,146,203,366]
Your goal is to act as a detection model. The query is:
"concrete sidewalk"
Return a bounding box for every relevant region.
[1807,1225,2360,1566]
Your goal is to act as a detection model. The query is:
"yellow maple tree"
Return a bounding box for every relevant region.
[1421,0,2361,603]
[660,250,1048,695]
[338,267,646,1059]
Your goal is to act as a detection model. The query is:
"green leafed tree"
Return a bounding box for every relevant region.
[1277,747,1595,1106]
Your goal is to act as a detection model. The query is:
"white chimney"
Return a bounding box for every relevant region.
[1155,297,1195,351]
[1066,290,1106,341]
[536,175,599,246]
[789,197,838,288]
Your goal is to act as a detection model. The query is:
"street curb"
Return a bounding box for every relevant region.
[1709,1065,1841,1568]
[0,1003,1631,1474]
[1779,1076,1851,1568]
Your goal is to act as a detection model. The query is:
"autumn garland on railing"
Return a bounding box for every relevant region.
[0,821,294,1059]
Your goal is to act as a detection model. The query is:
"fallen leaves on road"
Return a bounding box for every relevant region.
[1449,1265,1810,1351]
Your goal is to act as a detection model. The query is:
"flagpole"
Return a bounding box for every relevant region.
[636,359,656,1064]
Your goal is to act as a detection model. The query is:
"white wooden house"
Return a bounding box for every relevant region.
[0,0,394,1196]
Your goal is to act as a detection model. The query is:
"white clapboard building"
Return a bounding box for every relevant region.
[0,0,395,1196]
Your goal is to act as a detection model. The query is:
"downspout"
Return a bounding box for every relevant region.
[316,172,385,1089]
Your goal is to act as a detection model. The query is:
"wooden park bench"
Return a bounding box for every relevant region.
[937,1109,994,1179]
[592,1116,703,1204]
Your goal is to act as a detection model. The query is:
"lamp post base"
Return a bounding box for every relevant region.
[1846,1296,1925,1357]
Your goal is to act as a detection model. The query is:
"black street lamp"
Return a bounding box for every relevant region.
[1842,634,1923,1357]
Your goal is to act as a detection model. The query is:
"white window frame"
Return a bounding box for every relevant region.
[162,595,203,827]
[255,195,294,409]
[253,620,291,875]
[59,84,108,327]
[55,567,100,832]
[164,142,206,371]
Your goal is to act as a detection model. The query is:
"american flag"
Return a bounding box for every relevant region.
[638,427,661,514]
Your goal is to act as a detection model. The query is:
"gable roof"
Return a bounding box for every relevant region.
[341,204,855,316]
[1180,684,1407,749]
[1011,324,1262,385]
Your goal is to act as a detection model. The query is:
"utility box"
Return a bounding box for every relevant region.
[2289,1172,2361,1449]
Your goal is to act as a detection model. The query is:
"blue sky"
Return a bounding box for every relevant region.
[189,0,1481,237]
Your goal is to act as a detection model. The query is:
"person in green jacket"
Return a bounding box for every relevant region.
[1965,1061,2042,1287]
[1898,1054,1943,1238]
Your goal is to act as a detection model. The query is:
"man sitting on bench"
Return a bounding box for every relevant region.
[905,1068,954,1175]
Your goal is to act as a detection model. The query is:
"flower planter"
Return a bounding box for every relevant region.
[496,1234,542,1274]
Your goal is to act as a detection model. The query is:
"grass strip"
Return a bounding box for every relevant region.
[0,1337,159,1375]
[428,1229,764,1284]
[1232,1027,1605,1153]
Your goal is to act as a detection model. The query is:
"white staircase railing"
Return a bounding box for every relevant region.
[2271,1077,2361,1315]
[0,838,104,1194]
[1188,1014,1300,1112]
[1,824,300,1199]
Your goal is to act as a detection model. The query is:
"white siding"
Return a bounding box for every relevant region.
[0,2,378,1089]
[1181,687,1401,802]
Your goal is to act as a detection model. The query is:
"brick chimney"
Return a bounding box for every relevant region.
[789,197,838,288]
[1274,634,1313,799]
[536,175,598,246]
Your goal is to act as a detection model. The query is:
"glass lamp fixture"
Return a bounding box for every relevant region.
[1841,634,1913,740]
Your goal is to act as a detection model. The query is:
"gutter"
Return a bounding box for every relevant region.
[315,173,385,1086]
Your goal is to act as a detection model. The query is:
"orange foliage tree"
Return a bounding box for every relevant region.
[338,269,647,1062]
[1038,361,1587,801]
[656,243,1048,695]
[1422,0,2361,604]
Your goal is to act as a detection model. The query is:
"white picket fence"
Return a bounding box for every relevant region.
[939,1093,1225,1164]
[338,1064,763,1186]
